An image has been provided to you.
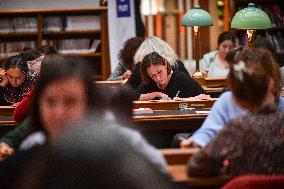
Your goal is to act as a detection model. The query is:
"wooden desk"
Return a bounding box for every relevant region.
[133,109,208,131]
[133,109,209,148]
[205,77,226,87]
[202,86,224,94]
[168,165,231,186]
[95,80,124,89]
[0,106,15,116]
[133,99,216,110]
[0,116,16,136]
[161,148,199,165]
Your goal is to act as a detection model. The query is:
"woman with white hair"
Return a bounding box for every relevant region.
[125,36,190,89]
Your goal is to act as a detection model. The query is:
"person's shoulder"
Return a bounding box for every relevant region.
[118,126,143,141]
[172,70,192,81]
[214,91,234,106]
[219,91,233,99]
[278,96,284,110]
[202,51,218,59]
[173,69,189,77]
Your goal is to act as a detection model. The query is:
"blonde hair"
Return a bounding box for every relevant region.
[134,36,178,67]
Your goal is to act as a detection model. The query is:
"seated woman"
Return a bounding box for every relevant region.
[136,52,205,101]
[187,104,284,177]
[0,55,36,106]
[200,31,235,78]
[125,36,190,89]
[180,48,284,149]
[108,37,144,81]
[13,47,57,123]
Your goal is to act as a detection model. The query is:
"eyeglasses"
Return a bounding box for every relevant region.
[149,69,164,80]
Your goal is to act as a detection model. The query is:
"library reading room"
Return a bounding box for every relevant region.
[0,0,284,188]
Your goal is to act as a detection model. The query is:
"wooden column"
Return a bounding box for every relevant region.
[223,0,231,31]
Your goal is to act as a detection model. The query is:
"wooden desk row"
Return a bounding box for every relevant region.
[0,109,209,130]
[133,109,208,131]
[0,106,15,116]
[133,99,216,110]
[167,165,231,187]
[161,148,231,187]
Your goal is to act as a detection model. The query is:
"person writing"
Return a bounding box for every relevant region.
[136,52,205,101]
[0,55,36,106]
[125,36,190,89]
[200,31,235,78]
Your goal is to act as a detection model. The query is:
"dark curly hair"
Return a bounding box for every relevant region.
[5,55,29,75]
[188,104,284,177]
[118,37,144,70]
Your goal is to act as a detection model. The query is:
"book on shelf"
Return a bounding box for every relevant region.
[65,15,101,31]
[0,41,36,57]
[43,16,64,32]
[58,39,101,54]
[0,18,13,33]
[13,17,37,32]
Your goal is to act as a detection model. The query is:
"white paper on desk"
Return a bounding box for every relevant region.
[196,110,211,114]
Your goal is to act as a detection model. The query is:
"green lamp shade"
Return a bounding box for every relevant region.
[231,3,272,29]
[182,5,213,26]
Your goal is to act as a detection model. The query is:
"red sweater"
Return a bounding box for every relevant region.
[13,88,34,124]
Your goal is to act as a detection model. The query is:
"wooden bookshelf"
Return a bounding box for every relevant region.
[0,7,110,80]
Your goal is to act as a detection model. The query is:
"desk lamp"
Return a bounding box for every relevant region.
[182,5,213,85]
[231,3,272,48]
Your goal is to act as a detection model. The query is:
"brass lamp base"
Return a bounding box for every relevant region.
[193,71,205,86]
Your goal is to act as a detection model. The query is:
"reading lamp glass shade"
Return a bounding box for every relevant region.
[182,5,213,26]
[231,3,272,30]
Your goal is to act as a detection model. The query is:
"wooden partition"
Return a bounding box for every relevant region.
[133,99,216,110]
[0,106,15,116]
[161,148,199,165]
[205,77,227,87]
[167,165,231,187]
[95,80,124,89]
[161,148,231,187]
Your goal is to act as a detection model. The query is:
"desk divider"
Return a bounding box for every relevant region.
[133,99,217,110]
[0,106,15,116]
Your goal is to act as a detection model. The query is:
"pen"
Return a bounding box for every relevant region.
[175,90,180,98]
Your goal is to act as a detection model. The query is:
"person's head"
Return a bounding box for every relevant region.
[140,52,172,89]
[19,48,43,74]
[39,45,58,55]
[31,54,98,140]
[225,46,244,65]
[110,85,137,124]
[217,31,235,59]
[227,48,281,111]
[19,48,41,62]
[118,37,144,70]
[134,36,179,67]
[4,55,29,87]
